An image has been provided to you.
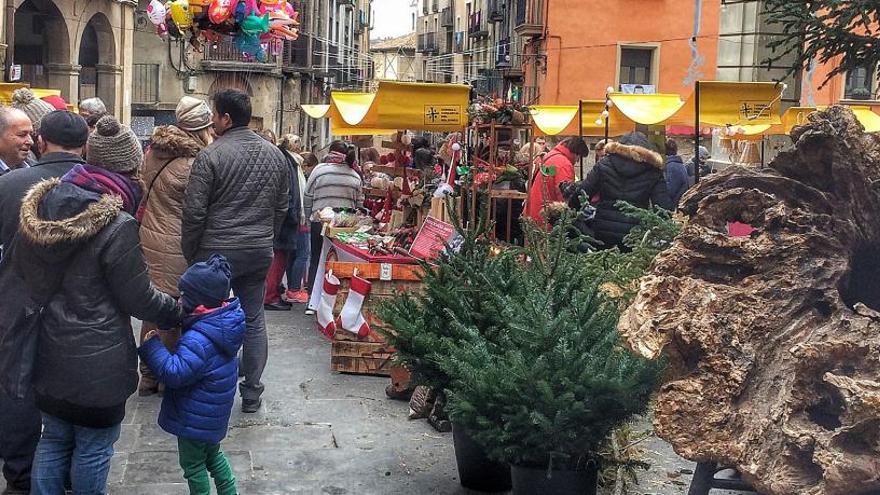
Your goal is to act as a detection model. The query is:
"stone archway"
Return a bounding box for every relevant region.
[13,0,71,95]
[78,13,117,111]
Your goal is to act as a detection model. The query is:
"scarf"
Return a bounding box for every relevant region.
[61,164,143,215]
[324,151,347,164]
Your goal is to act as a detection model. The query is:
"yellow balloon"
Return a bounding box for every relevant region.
[169,0,192,29]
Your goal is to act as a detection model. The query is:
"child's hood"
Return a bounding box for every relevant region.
[189,298,246,357]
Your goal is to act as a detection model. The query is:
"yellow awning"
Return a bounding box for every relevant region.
[30,88,61,99]
[529,105,579,136]
[720,124,775,141]
[301,104,330,119]
[372,81,469,131]
[608,93,685,126]
[310,82,470,132]
[848,106,880,133]
[782,107,816,134]
[328,102,395,135]
[668,81,784,127]
[580,100,636,137]
[330,92,377,126]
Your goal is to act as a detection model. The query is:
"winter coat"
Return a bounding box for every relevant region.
[664,155,689,207]
[139,299,246,444]
[14,178,182,427]
[524,142,576,225]
[140,126,206,295]
[0,152,85,251]
[274,148,305,251]
[181,127,290,263]
[566,138,673,249]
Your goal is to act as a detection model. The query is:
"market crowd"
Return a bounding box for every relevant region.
[0,85,708,495]
[0,87,351,495]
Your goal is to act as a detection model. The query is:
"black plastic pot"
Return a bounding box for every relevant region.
[510,463,598,495]
[452,425,512,492]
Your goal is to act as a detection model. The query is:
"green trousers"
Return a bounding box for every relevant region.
[177,437,237,495]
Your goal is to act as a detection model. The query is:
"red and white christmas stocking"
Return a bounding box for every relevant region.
[317,271,340,339]
[336,275,372,338]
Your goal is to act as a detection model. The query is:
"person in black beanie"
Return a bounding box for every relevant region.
[0,110,89,493]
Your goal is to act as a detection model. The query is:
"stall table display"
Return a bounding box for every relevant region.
[327,261,424,376]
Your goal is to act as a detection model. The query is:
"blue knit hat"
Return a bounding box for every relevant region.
[178,254,232,312]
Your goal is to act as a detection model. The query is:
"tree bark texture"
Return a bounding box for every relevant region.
[619,106,880,495]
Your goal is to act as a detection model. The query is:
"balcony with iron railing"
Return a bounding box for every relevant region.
[488,0,504,22]
[418,32,439,53]
[131,63,159,105]
[440,7,454,28]
[282,36,310,72]
[515,0,544,38]
[202,38,279,73]
[495,38,523,79]
[468,11,489,38]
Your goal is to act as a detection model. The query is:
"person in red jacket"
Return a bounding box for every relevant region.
[524,137,590,226]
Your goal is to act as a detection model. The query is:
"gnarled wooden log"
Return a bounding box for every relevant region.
[619,106,880,495]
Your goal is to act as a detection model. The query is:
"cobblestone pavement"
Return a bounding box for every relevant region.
[5,309,751,495]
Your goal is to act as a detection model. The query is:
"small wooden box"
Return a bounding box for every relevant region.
[330,340,395,376]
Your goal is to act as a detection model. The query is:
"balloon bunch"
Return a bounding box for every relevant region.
[147,0,299,61]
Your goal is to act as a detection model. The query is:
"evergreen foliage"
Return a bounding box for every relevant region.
[762,1,880,87]
[441,217,664,470]
[376,208,518,390]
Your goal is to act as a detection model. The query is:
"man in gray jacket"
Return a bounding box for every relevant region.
[182,89,289,413]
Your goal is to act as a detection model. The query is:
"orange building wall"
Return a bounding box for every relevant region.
[807,57,845,106]
[534,0,720,104]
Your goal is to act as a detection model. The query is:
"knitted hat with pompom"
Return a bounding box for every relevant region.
[86,115,144,174]
[11,88,55,130]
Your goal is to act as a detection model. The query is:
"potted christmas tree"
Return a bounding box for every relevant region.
[378,213,517,492]
[441,218,664,495]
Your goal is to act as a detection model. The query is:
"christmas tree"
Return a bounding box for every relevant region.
[441,217,664,470]
[377,208,519,390]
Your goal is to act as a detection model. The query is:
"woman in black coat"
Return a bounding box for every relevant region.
[9,117,183,494]
[563,132,673,249]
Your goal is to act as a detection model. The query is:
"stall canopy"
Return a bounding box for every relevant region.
[668,81,784,127]
[530,100,635,137]
[302,81,470,135]
[608,93,685,126]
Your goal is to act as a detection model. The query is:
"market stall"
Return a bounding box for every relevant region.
[300,81,470,376]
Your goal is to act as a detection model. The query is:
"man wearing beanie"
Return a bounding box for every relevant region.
[0,109,89,493]
[182,89,289,413]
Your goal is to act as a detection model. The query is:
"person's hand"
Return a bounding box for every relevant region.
[144,330,159,342]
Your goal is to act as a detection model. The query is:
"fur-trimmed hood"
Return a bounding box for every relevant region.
[18,178,122,247]
[605,141,664,169]
[149,125,205,158]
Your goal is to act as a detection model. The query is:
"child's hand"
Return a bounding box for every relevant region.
[144,330,159,341]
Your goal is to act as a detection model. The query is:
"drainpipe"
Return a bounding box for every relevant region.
[5,0,15,79]
[548,35,562,102]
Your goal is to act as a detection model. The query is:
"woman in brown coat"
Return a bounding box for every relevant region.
[138,96,214,395]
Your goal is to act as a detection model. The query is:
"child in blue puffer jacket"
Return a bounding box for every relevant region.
[140,254,245,495]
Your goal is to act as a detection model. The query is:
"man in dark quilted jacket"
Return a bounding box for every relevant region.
[182,89,289,414]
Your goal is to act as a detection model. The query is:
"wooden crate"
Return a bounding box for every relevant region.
[330,340,396,376]
[327,261,425,375]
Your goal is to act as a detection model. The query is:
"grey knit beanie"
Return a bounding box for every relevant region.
[87,115,144,174]
[12,88,55,130]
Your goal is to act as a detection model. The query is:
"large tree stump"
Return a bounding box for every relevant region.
[619,106,880,495]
